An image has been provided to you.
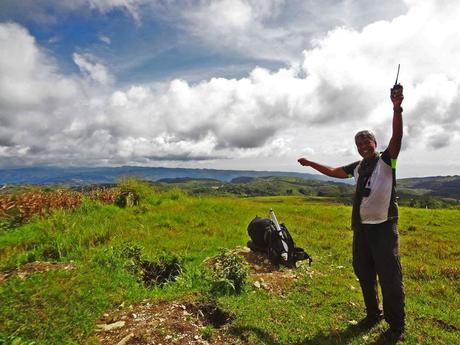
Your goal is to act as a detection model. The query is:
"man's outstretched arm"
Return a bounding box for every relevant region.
[388,86,404,159]
[298,158,348,178]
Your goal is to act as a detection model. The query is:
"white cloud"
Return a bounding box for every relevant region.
[98,34,111,44]
[1,0,460,177]
[0,23,78,109]
[177,0,408,63]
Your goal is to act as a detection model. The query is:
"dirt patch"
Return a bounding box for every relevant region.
[94,246,307,344]
[0,261,76,283]
[94,299,237,345]
[230,246,302,295]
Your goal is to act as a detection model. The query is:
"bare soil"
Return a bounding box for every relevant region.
[0,261,76,282]
[94,246,305,344]
[94,299,237,345]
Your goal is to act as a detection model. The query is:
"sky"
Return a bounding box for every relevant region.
[0,0,459,178]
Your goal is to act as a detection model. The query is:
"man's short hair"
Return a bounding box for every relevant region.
[355,130,377,145]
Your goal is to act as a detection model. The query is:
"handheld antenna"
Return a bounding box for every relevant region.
[394,64,400,86]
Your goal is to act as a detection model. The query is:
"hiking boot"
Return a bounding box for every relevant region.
[383,326,405,341]
[358,312,384,329]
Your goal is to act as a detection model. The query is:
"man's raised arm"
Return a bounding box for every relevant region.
[388,85,404,159]
[297,158,348,178]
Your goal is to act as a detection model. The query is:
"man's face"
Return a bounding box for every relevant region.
[355,136,377,159]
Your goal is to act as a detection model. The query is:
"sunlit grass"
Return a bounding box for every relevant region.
[0,180,458,344]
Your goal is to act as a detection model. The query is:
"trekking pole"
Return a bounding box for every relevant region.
[269,208,289,262]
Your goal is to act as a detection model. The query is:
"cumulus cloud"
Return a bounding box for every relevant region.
[1,0,460,172]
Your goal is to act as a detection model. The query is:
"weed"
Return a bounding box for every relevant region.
[440,266,459,280]
[200,325,215,340]
[205,249,249,295]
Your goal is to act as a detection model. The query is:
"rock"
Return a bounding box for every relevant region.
[116,333,134,345]
[253,281,261,288]
[97,321,125,331]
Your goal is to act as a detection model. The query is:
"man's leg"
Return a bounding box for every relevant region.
[352,228,382,319]
[369,221,405,331]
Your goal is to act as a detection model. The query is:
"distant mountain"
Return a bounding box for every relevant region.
[1,167,458,202]
[398,175,460,199]
[0,166,339,185]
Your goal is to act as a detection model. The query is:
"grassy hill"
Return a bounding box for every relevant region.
[156,176,460,208]
[398,176,460,199]
[156,176,355,198]
[0,181,459,344]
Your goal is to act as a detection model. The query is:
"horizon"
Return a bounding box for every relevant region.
[1,1,460,177]
[0,164,457,180]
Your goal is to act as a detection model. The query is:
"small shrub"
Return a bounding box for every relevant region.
[205,249,249,295]
[115,190,140,208]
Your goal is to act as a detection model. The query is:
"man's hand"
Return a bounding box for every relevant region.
[391,85,404,109]
[388,84,404,159]
[298,158,311,166]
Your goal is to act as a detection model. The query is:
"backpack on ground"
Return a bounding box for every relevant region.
[247,209,312,267]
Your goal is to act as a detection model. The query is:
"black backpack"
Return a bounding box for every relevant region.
[247,216,312,267]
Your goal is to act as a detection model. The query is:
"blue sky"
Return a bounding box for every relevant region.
[1,0,459,177]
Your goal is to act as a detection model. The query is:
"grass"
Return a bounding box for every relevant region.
[0,181,459,344]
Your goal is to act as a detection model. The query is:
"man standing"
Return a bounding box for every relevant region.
[298,85,405,337]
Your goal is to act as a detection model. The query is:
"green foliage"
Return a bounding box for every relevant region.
[205,249,249,295]
[200,325,214,341]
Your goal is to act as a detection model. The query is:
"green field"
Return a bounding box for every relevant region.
[1,181,459,344]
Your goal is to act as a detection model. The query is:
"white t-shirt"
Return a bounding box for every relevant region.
[343,149,398,224]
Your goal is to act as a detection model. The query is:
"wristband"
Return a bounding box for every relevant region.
[393,107,403,113]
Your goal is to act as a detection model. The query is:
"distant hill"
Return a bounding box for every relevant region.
[155,176,354,199]
[398,175,460,200]
[0,166,339,185]
[156,175,460,207]
[0,167,458,204]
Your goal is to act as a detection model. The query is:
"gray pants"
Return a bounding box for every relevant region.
[352,220,405,329]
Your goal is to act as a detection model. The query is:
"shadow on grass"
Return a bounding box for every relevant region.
[229,325,279,345]
[228,321,400,345]
[294,322,399,345]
